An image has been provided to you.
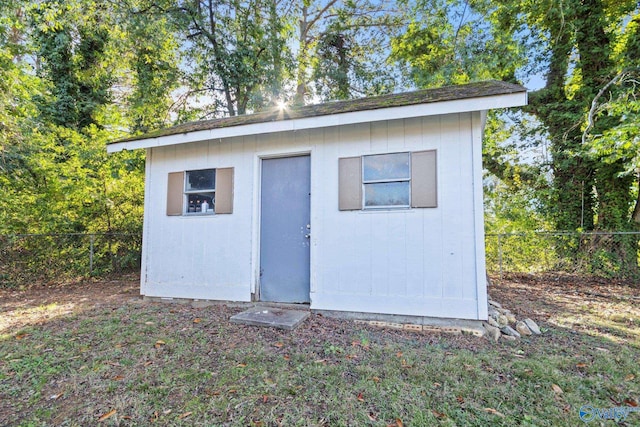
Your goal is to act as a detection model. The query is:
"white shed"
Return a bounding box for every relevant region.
[108,81,527,321]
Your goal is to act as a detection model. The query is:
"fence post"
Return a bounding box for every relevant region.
[497,234,503,279]
[89,234,95,275]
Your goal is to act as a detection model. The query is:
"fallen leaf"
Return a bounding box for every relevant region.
[178,411,192,419]
[283,354,290,360]
[372,376,380,383]
[625,374,635,381]
[351,341,360,347]
[155,340,165,345]
[163,409,172,415]
[107,361,121,367]
[624,398,638,407]
[145,321,154,325]
[262,394,268,403]
[576,363,587,368]
[552,384,563,394]
[314,359,326,364]
[252,421,264,427]
[193,318,201,323]
[49,393,63,400]
[236,363,247,368]
[484,408,505,417]
[144,361,153,367]
[98,409,116,422]
[113,375,125,381]
[228,389,237,394]
[122,416,132,420]
[395,418,404,427]
[456,396,465,404]
[401,359,412,368]
[432,410,447,419]
[15,334,29,340]
[346,354,358,360]
[274,342,283,348]
[396,351,403,358]
[433,382,441,388]
[357,392,365,402]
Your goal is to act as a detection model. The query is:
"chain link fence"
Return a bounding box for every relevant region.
[2,231,639,288]
[0,233,142,287]
[486,231,640,279]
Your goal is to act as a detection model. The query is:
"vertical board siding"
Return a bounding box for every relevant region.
[142,113,484,319]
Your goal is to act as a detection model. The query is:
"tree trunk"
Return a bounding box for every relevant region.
[295,4,310,105]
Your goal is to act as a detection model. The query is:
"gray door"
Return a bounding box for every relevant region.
[260,155,311,303]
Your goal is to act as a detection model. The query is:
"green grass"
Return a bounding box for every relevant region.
[1,276,639,426]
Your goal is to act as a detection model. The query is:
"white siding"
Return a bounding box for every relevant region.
[141,112,487,319]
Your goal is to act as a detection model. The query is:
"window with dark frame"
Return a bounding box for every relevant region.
[185,168,215,214]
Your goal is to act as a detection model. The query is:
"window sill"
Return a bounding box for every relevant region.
[360,207,413,214]
[184,211,215,217]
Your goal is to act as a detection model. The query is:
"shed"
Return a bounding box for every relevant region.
[108,80,527,321]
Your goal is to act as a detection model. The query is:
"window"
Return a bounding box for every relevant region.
[167,168,234,216]
[363,152,410,208]
[185,169,215,214]
[339,150,436,211]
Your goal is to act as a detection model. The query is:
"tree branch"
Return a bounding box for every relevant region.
[582,68,639,145]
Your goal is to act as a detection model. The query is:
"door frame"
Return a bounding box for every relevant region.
[251,148,312,302]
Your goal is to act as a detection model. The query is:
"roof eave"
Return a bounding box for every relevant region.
[107,90,527,153]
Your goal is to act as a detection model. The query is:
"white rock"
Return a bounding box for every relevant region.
[501,325,521,338]
[516,321,533,336]
[524,318,542,335]
[497,314,509,328]
[488,299,502,309]
[483,323,501,341]
[487,316,500,328]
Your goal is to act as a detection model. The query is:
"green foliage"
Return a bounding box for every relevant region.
[29,0,114,130]
[0,0,152,240]
[390,0,640,273]
[124,6,181,133]
[390,0,522,87]
[308,0,402,101]
[174,0,294,116]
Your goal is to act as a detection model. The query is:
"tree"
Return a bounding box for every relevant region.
[392,0,640,274]
[167,0,293,117]
[296,0,403,104]
[123,3,181,133]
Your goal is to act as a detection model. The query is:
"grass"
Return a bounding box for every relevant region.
[0,275,639,426]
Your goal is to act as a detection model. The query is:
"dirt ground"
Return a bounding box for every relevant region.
[0,275,140,334]
[2,272,638,336]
